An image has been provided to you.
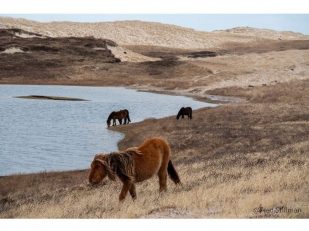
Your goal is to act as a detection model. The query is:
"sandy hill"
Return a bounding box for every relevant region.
[214,26,307,40]
[1,17,308,50]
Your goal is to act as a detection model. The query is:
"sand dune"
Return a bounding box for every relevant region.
[214,26,307,40]
[1,17,308,49]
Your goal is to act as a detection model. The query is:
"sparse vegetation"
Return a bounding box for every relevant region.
[0,19,308,218]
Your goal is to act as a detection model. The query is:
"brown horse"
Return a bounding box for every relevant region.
[88,137,181,201]
[176,107,192,120]
[107,109,131,127]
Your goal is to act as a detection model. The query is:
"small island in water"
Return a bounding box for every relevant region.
[15,95,88,101]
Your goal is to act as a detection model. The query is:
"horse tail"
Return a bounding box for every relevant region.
[168,160,181,184]
[126,110,131,123]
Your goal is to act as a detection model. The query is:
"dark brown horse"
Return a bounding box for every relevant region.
[88,137,181,201]
[176,107,192,120]
[107,109,131,127]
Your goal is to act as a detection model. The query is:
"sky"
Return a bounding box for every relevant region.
[1,14,309,35]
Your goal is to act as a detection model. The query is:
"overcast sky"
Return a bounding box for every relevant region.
[1,14,308,35]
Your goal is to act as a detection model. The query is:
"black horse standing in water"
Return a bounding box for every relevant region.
[176,107,192,120]
[107,109,131,127]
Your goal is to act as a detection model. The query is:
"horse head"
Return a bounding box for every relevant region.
[106,119,111,127]
[106,111,115,127]
[176,107,184,120]
[89,154,116,185]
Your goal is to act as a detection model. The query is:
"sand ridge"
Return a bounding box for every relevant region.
[1,17,308,50]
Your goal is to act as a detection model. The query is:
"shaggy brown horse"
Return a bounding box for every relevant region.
[176,107,192,120]
[88,137,181,201]
[107,109,131,127]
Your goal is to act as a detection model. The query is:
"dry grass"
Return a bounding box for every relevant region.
[0,19,308,218]
[1,81,308,218]
[1,141,307,218]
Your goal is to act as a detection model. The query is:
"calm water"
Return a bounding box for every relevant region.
[0,85,216,176]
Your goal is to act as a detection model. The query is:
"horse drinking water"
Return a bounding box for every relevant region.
[106,109,131,127]
[88,137,181,201]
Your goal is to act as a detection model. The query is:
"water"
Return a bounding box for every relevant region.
[0,85,216,176]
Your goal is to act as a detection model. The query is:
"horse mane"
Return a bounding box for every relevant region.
[125,147,143,156]
[103,152,136,182]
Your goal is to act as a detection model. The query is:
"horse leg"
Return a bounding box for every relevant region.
[129,183,137,200]
[119,118,122,125]
[158,168,168,192]
[119,180,132,201]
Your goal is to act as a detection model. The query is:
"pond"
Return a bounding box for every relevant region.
[0,85,216,176]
